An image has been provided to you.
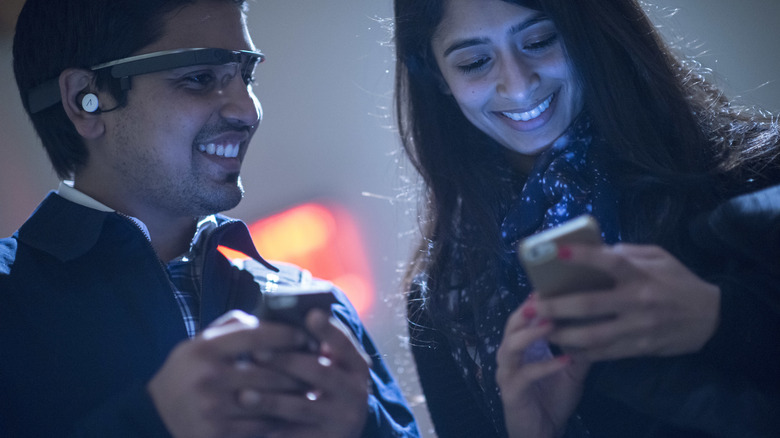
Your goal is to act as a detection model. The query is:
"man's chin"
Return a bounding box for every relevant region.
[198,180,245,215]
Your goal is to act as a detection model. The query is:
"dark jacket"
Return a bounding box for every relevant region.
[408,184,780,438]
[0,192,419,437]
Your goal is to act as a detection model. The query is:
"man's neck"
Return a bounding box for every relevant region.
[60,181,198,262]
[145,217,199,263]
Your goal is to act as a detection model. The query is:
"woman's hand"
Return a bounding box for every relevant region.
[496,297,591,438]
[536,243,721,362]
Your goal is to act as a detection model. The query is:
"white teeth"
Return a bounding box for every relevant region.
[198,143,239,158]
[502,95,553,122]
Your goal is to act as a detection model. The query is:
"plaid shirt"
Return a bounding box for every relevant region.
[165,217,218,338]
[166,258,201,338]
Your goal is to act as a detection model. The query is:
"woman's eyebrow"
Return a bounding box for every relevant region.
[508,13,549,36]
[442,12,551,58]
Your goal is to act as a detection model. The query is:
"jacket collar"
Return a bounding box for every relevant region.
[18,192,278,273]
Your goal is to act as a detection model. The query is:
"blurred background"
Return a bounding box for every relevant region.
[1,1,778,436]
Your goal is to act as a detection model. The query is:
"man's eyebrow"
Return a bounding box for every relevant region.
[441,12,550,58]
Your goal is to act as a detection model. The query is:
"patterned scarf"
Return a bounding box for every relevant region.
[448,116,620,437]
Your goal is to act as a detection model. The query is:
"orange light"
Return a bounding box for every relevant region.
[220,203,375,317]
[217,245,249,261]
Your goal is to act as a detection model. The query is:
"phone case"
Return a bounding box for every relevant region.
[518,215,614,297]
[256,289,337,326]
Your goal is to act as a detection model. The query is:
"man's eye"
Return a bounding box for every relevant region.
[183,72,216,86]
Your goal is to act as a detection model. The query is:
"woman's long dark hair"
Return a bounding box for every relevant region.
[394,0,780,336]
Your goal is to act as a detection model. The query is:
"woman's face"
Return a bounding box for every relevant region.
[432,0,583,159]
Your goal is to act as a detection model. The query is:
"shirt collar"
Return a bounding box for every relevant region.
[57,180,151,241]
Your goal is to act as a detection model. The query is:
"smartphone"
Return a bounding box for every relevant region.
[518,215,614,297]
[255,289,338,327]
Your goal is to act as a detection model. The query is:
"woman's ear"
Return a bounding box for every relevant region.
[59,68,105,139]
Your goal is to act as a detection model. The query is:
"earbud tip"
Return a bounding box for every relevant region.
[81,93,99,113]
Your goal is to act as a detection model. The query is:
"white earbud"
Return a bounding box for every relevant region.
[81,93,99,113]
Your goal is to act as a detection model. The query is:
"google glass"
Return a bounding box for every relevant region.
[27,47,265,114]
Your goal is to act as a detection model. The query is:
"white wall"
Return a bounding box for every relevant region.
[1,1,778,436]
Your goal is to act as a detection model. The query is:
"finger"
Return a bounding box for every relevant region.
[196,323,309,365]
[497,322,554,365]
[215,417,281,437]
[202,310,259,340]
[264,346,369,404]
[548,314,652,358]
[305,310,371,371]
[207,309,260,328]
[238,388,325,425]
[536,289,621,321]
[611,242,668,260]
[229,361,309,394]
[497,355,572,396]
[504,295,541,334]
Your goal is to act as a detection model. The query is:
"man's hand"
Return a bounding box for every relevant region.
[147,310,310,438]
[237,309,371,438]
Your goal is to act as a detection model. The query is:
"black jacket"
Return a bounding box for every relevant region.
[0,193,419,437]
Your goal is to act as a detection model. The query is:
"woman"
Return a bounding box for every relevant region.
[393,0,780,436]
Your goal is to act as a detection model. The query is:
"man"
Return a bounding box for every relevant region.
[0,0,419,437]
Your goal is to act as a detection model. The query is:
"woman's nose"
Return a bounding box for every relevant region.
[495,54,540,101]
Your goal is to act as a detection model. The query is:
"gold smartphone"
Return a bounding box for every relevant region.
[518,215,614,297]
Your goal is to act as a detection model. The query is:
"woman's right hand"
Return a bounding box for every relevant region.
[496,296,591,438]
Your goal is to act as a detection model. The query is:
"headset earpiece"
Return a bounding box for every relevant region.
[80,93,99,113]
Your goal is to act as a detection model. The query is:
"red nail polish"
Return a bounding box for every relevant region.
[522,303,537,319]
[557,245,572,260]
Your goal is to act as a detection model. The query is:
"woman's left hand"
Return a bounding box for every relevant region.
[535,243,721,362]
[497,297,591,438]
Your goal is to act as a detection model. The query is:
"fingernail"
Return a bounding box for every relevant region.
[557,355,572,365]
[557,245,572,260]
[238,389,263,407]
[522,303,537,319]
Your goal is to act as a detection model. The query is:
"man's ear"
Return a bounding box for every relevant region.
[59,68,105,139]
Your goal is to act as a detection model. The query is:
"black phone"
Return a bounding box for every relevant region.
[255,289,338,327]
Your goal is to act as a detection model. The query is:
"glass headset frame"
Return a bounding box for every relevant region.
[27,47,265,114]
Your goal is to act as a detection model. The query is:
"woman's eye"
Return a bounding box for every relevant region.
[524,33,558,51]
[457,57,490,74]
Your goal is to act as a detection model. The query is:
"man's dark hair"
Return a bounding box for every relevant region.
[13,0,246,179]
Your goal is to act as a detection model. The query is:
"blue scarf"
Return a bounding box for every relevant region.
[448,116,620,437]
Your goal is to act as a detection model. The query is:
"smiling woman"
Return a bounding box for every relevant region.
[431,0,582,163]
[394,0,780,437]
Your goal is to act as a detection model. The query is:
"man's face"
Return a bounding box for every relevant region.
[89,0,261,220]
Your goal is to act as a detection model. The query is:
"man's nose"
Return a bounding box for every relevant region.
[219,73,262,128]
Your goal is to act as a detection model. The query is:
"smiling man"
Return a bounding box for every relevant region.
[0,1,419,437]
